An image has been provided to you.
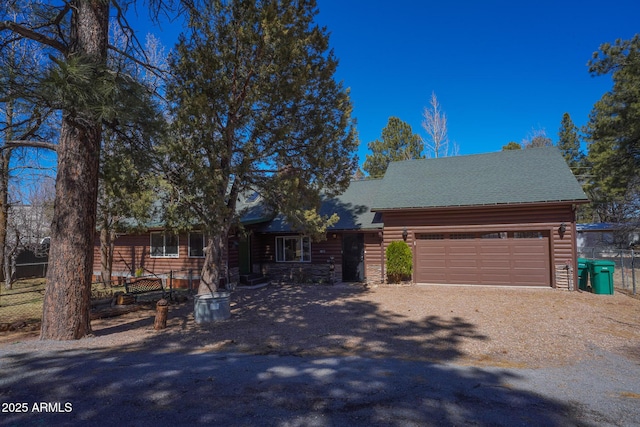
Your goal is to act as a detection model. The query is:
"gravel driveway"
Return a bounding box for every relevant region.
[1,283,640,426]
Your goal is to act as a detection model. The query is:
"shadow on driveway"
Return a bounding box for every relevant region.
[1,348,594,426]
[0,284,601,426]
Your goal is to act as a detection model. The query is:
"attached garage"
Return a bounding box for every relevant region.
[371,148,590,288]
[414,231,550,286]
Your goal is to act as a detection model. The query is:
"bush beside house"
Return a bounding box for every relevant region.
[386,241,412,283]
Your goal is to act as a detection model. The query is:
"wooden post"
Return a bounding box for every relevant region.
[154,299,169,330]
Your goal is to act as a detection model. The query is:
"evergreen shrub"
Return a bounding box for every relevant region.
[386,241,412,283]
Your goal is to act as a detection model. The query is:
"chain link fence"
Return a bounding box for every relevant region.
[0,278,46,327]
[0,269,200,328]
[577,247,638,295]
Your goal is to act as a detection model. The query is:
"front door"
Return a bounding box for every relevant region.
[342,234,364,282]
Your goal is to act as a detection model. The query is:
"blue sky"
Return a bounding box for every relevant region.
[312,0,639,163]
[136,0,639,166]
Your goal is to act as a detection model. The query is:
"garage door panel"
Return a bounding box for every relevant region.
[419,247,446,255]
[416,268,448,283]
[448,259,479,268]
[477,247,510,257]
[415,231,550,286]
[479,265,511,274]
[479,259,511,268]
[513,244,546,254]
[513,260,547,269]
[448,252,477,261]
[449,275,481,284]
[480,276,512,285]
[480,274,513,283]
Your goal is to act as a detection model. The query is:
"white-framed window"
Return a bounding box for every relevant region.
[188,232,205,258]
[150,232,179,258]
[276,236,311,262]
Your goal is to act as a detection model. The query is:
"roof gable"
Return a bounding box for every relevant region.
[373,147,588,210]
[321,179,382,230]
[258,179,383,232]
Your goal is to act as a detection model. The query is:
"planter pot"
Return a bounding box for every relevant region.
[194,292,231,324]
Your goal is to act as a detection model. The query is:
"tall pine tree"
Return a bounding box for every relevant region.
[363,117,423,178]
[586,35,640,195]
[164,0,357,295]
[2,1,173,339]
[585,35,640,225]
[558,112,584,178]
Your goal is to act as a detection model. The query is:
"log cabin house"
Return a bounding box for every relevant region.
[93,147,589,289]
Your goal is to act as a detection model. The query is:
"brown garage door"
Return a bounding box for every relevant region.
[415,231,550,286]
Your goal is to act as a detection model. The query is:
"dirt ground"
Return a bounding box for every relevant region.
[2,283,640,369]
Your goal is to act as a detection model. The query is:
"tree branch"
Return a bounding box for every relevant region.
[0,21,68,54]
[107,43,166,79]
[2,140,57,152]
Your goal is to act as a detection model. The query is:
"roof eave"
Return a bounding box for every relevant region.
[371,199,590,212]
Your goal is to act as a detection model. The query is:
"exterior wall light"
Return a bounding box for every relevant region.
[402,227,409,241]
[559,223,567,234]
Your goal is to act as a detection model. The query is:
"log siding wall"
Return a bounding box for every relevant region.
[93,232,238,284]
[364,232,384,284]
[252,232,344,281]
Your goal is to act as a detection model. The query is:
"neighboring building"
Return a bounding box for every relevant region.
[2,204,51,282]
[93,147,589,289]
[576,223,640,251]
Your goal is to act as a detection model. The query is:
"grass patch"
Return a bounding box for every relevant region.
[0,279,126,324]
[0,278,46,324]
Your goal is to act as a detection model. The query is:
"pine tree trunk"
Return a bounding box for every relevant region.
[0,150,9,288]
[40,0,108,340]
[41,120,101,339]
[198,233,228,295]
[99,224,115,286]
[1,95,14,288]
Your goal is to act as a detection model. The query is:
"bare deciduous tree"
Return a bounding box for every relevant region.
[1,3,58,285]
[522,128,553,149]
[422,92,457,158]
[4,177,54,289]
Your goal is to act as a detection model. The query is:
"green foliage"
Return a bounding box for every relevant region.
[584,35,640,223]
[586,35,640,196]
[42,56,116,124]
[364,117,423,178]
[163,0,357,291]
[558,113,584,176]
[502,141,521,150]
[97,69,164,234]
[386,241,412,283]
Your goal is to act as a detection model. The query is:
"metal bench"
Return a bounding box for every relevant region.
[124,277,166,300]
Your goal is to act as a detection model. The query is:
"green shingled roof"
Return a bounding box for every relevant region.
[321,178,383,230]
[372,147,588,210]
[258,178,383,232]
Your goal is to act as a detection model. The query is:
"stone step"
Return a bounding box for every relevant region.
[239,274,268,286]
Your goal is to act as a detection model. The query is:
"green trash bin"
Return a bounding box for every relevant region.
[588,260,615,295]
[577,258,589,291]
